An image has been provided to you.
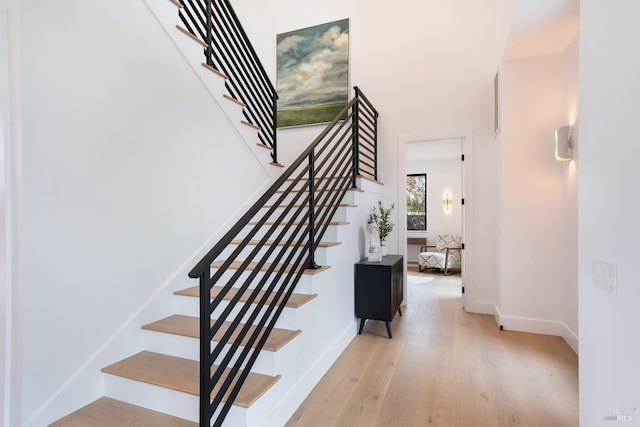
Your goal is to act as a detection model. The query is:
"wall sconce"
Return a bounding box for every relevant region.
[555,125,574,161]
[443,193,452,211]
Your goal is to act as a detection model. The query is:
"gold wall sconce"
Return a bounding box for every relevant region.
[443,193,452,211]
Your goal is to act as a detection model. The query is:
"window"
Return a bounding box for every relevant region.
[406,174,426,230]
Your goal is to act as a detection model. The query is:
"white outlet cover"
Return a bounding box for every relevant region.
[592,259,617,295]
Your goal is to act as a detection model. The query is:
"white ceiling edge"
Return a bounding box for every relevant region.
[504,0,579,61]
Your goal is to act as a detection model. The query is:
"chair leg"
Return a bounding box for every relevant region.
[443,248,450,276]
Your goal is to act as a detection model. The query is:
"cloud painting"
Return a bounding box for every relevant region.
[277,19,349,127]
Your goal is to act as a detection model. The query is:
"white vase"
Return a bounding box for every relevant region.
[381,245,388,256]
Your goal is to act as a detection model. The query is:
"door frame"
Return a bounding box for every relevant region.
[398,129,474,310]
[1,5,22,426]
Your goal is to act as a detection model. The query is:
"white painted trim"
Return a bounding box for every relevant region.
[494,304,577,353]
[464,300,495,316]
[560,322,579,354]
[267,321,357,426]
[495,305,567,337]
[397,129,475,311]
[499,315,565,336]
[0,10,8,425]
[0,3,21,426]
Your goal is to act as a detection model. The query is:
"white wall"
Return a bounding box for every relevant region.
[0,9,9,425]
[233,0,517,314]
[579,1,640,424]
[498,49,576,337]
[562,35,579,351]
[407,157,462,239]
[15,0,270,424]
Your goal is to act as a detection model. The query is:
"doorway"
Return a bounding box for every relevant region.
[398,130,474,310]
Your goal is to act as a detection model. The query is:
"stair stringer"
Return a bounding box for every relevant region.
[142,0,281,176]
[240,177,384,427]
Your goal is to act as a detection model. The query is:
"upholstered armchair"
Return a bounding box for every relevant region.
[418,234,462,275]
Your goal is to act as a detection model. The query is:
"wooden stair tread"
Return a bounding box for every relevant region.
[230,239,340,248]
[175,25,206,48]
[241,120,261,130]
[142,314,301,352]
[49,397,196,427]
[285,174,380,184]
[286,176,352,182]
[174,285,317,308]
[210,260,331,276]
[248,220,349,226]
[101,351,280,409]
[223,93,245,107]
[275,187,364,193]
[201,62,228,80]
[263,203,357,208]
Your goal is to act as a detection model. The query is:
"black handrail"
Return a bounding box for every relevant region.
[177,0,279,163]
[190,87,378,426]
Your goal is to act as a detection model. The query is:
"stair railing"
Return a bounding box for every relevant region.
[177,0,279,163]
[188,87,378,426]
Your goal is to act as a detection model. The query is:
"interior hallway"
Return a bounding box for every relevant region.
[286,272,578,426]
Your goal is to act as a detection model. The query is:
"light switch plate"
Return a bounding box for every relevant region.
[592,259,617,295]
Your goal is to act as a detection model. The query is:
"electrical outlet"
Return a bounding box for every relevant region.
[592,259,617,295]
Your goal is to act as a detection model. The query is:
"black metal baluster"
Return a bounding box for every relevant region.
[199,272,212,427]
[271,93,278,163]
[352,87,361,188]
[306,150,320,270]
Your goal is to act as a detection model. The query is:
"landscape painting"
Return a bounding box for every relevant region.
[276,19,349,128]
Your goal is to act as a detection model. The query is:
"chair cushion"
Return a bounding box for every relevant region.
[419,252,446,268]
[435,234,461,252]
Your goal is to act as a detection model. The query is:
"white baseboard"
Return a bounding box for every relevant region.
[492,305,578,353]
[464,300,495,315]
[494,304,560,335]
[264,321,357,427]
[560,322,579,354]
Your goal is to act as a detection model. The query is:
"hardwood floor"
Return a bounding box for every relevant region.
[286,272,578,427]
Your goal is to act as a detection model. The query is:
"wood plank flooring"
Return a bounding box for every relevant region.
[286,273,579,427]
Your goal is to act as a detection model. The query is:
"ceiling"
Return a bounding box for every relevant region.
[504,0,580,61]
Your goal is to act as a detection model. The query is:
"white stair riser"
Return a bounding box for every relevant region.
[271,188,357,205]
[216,245,328,270]
[142,329,280,376]
[172,295,306,330]
[256,206,351,223]
[237,223,343,243]
[103,374,247,427]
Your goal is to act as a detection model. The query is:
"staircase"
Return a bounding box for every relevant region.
[49,1,381,425]
[50,181,378,426]
[143,0,282,172]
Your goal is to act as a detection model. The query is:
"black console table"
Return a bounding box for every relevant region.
[354,255,403,338]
